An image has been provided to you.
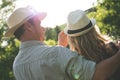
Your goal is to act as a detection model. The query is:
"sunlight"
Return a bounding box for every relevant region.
[1,41,8,47]
[0,0,2,5]
[15,0,97,27]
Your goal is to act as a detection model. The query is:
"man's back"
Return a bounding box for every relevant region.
[13,41,95,80]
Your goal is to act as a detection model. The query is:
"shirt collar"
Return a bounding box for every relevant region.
[20,40,45,49]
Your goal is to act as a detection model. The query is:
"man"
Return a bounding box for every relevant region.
[5,6,120,80]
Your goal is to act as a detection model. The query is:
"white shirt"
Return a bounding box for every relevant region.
[13,41,96,80]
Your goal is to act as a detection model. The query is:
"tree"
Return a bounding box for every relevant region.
[88,0,120,39]
[0,0,17,80]
[45,25,63,42]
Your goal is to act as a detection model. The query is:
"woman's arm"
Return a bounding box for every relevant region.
[58,31,68,47]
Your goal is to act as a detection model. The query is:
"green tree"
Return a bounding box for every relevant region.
[88,0,120,39]
[44,39,56,46]
[54,26,61,41]
[0,0,17,80]
[45,25,62,42]
[45,27,55,41]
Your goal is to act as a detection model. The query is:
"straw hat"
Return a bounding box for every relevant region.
[64,9,96,36]
[5,6,47,37]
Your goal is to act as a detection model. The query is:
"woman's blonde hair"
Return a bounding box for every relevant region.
[68,26,117,63]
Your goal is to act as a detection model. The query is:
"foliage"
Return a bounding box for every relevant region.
[0,39,19,80]
[44,39,56,46]
[88,0,120,39]
[0,0,17,80]
[45,25,65,42]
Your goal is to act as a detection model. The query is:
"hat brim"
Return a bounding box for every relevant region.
[64,18,96,36]
[4,12,47,38]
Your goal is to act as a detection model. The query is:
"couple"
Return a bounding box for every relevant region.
[5,6,120,80]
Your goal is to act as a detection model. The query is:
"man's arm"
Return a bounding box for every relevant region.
[65,49,120,80]
[93,49,120,80]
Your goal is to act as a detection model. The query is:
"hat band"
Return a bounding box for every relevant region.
[68,21,92,34]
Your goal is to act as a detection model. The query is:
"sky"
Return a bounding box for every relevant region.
[15,0,97,27]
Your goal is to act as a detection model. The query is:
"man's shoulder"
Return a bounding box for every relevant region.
[48,46,78,57]
[49,45,71,52]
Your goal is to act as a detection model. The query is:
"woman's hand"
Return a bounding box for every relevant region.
[116,39,120,49]
[58,31,68,47]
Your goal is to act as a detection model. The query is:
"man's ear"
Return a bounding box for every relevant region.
[23,22,33,31]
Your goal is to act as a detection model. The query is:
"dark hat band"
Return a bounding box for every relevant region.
[68,21,92,34]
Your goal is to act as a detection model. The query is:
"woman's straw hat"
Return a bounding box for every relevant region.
[64,10,96,36]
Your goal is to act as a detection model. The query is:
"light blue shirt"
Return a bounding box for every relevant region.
[13,41,96,80]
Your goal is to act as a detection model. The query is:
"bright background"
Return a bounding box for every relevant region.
[15,0,97,27]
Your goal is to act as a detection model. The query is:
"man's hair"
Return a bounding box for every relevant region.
[14,18,34,40]
[14,25,25,40]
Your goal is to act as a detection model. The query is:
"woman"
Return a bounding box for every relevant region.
[58,9,119,79]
